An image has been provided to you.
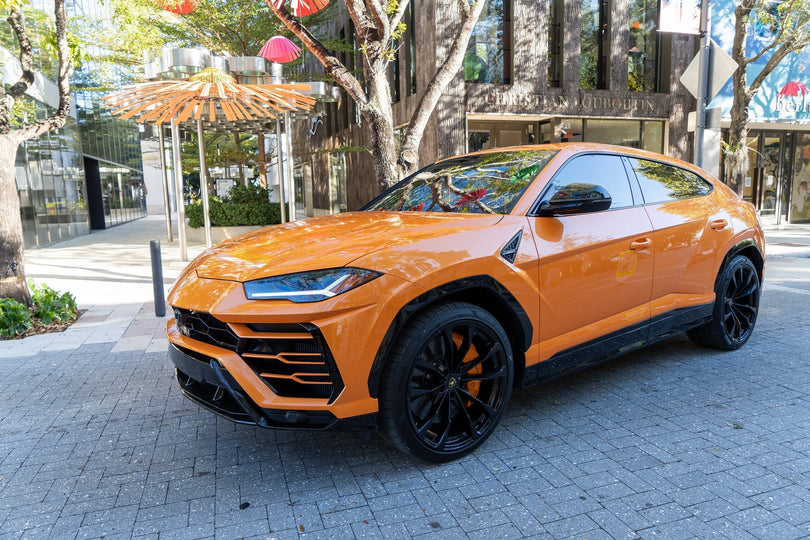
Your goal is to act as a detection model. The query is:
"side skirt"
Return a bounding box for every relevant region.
[521,303,714,388]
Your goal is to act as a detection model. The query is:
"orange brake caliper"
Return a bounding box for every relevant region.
[453,333,481,403]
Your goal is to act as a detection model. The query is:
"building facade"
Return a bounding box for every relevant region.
[299,0,700,212]
[712,0,810,226]
[2,20,90,247]
[2,0,146,249]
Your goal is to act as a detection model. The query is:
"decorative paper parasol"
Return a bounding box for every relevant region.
[258,36,302,64]
[102,67,315,125]
[271,0,329,17]
[156,0,198,14]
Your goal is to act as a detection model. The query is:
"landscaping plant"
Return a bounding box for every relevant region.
[30,280,78,324]
[0,297,33,338]
[186,184,281,228]
[0,282,78,339]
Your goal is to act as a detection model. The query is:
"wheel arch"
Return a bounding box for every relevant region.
[716,239,764,291]
[367,275,533,399]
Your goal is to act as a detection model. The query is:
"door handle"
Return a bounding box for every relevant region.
[710,219,728,230]
[629,238,651,251]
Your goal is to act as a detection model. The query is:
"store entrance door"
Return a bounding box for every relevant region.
[747,132,792,226]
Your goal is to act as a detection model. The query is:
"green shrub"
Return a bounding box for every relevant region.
[0,298,32,338]
[186,184,281,228]
[30,281,78,324]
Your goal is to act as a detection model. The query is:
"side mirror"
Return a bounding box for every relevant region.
[537,183,612,216]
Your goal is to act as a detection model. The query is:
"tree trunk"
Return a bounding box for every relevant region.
[0,133,31,305]
[726,4,752,196]
[267,0,486,190]
[364,65,399,190]
[726,91,750,195]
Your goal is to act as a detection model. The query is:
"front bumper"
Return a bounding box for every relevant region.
[169,342,377,430]
[165,272,421,429]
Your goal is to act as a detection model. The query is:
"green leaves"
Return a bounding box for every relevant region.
[1,282,78,338]
[43,29,89,69]
[0,0,27,10]
[29,281,78,324]
[185,184,281,228]
[0,298,33,339]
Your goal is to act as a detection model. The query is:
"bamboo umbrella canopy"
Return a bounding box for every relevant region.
[103,67,316,251]
[102,67,316,125]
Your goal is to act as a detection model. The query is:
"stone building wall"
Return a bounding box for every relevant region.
[298,0,699,211]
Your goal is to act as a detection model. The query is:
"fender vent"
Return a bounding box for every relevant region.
[500,230,522,264]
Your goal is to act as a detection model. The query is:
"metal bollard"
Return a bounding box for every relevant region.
[150,240,166,317]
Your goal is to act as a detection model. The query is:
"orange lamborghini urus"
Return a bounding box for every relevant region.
[167,143,764,462]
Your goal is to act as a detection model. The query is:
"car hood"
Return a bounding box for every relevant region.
[192,211,504,282]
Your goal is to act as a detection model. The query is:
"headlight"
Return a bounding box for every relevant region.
[243,267,382,303]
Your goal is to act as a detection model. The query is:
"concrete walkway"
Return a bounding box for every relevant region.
[1,215,206,358]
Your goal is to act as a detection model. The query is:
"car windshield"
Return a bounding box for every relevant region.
[364,149,558,214]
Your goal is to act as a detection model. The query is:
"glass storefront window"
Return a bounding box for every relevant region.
[628,0,659,92]
[559,119,583,142]
[642,121,664,153]
[791,133,810,223]
[581,0,608,89]
[464,0,512,84]
[329,153,348,214]
[586,119,641,147]
[548,0,563,87]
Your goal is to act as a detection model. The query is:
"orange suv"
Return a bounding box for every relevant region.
[167,143,764,461]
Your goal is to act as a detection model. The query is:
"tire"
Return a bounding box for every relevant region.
[687,255,760,350]
[379,302,514,462]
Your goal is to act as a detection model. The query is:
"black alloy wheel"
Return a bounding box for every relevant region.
[688,255,760,350]
[380,302,514,462]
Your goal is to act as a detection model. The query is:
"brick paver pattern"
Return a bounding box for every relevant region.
[1,285,809,539]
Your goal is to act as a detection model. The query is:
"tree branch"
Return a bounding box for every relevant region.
[397,0,481,175]
[13,0,72,141]
[732,1,755,68]
[237,0,254,54]
[455,0,472,18]
[389,0,409,33]
[749,39,801,94]
[747,20,787,65]
[366,0,388,41]
[264,0,369,107]
[5,10,36,99]
[344,0,376,44]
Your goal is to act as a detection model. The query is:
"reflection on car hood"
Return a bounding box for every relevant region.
[192,211,504,282]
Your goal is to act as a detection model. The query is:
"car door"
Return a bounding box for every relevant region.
[625,157,735,319]
[529,153,654,361]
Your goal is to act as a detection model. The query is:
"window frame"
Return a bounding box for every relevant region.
[625,156,715,205]
[528,152,638,216]
[464,0,514,85]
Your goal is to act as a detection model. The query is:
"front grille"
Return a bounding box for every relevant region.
[173,308,343,401]
[174,309,239,350]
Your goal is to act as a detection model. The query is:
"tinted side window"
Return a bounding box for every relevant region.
[628,158,713,204]
[544,154,634,209]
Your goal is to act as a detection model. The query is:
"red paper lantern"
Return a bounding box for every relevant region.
[157,0,198,14]
[271,0,329,17]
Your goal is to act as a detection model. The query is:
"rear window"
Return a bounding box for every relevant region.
[364,150,558,215]
[628,158,713,204]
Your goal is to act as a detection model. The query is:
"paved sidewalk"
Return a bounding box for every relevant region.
[1,215,206,359]
[0,216,809,539]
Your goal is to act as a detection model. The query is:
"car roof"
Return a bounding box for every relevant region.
[454,143,714,181]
